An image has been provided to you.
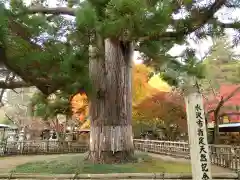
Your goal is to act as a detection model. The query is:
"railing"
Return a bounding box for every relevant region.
[0,140,88,156]
[0,139,239,171]
[133,139,240,171]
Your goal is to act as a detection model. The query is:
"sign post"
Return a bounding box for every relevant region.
[185,91,212,180]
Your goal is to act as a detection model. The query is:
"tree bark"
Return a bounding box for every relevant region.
[88,38,134,163]
[213,111,220,144]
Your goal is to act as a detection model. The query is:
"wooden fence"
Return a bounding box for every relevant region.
[0,139,240,171]
[134,139,240,171]
[0,140,88,156]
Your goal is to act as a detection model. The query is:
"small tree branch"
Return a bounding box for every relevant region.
[206,109,215,115]
[215,96,224,115]
[218,22,240,29]
[5,113,20,127]
[208,80,218,98]
[0,81,32,89]
[139,0,226,42]
[206,86,240,114]
[207,85,240,143]
[26,6,75,16]
[222,86,240,104]
[1,44,56,95]
[0,72,12,106]
[210,86,240,119]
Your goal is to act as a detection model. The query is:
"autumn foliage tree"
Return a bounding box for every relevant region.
[201,38,240,144]
[71,92,88,120]
[132,64,159,105]
[133,91,186,140]
[31,90,90,133]
[70,92,90,129]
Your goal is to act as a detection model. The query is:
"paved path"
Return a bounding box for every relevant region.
[0,153,234,173]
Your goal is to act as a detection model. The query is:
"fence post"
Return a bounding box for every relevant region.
[65,133,73,152]
[18,129,25,154]
[144,140,148,152]
[143,136,150,152]
[46,139,49,153]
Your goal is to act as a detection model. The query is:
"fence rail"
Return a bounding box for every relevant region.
[1,139,240,171]
[133,139,240,171]
[0,140,88,156]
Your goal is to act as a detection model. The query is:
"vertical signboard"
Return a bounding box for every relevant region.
[185,92,212,180]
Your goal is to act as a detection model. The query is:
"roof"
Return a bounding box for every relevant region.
[0,124,17,129]
[0,124,10,128]
[78,129,90,132]
[208,122,240,129]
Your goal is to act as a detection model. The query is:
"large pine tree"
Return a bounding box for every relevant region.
[0,0,240,163]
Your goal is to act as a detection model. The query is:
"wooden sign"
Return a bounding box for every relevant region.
[185,92,212,180]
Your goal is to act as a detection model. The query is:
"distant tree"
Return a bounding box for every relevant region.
[205,85,240,144]
[70,92,90,130]
[3,87,36,128]
[30,91,72,137]
[132,64,159,105]
[71,92,88,121]
[201,37,240,93]
[201,37,240,144]
[133,91,186,140]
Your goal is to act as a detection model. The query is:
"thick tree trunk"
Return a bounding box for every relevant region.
[88,38,134,164]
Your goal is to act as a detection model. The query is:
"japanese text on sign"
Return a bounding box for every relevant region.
[195,104,210,180]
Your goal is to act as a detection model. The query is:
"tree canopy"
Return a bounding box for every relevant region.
[200,37,240,94]
[0,0,239,96]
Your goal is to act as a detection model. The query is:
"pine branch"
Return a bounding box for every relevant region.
[0,81,31,89]
[16,1,232,44]
[5,0,237,96]
[139,0,227,41]
[0,45,56,94]
[4,16,65,95]
[8,17,34,43]
[218,22,240,29]
[0,68,31,89]
[26,6,75,16]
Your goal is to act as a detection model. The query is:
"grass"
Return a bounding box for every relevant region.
[13,153,191,174]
